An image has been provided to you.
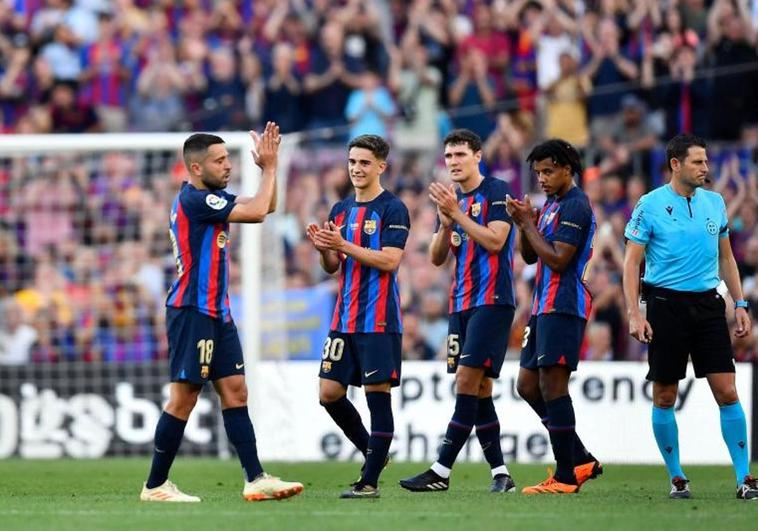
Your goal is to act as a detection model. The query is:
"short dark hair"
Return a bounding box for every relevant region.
[443,129,482,153]
[348,134,390,160]
[183,133,225,166]
[526,138,582,176]
[666,134,706,171]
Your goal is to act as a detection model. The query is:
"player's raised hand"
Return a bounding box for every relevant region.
[251,121,281,170]
[629,312,653,344]
[429,182,459,218]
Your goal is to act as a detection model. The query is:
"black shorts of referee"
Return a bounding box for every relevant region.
[643,282,735,384]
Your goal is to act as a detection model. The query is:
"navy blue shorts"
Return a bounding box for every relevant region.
[447,305,515,379]
[520,313,586,372]
[166,307,245,385]
[318,331,402,388]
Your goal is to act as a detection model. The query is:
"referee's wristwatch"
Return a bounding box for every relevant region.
[735,299,750,310]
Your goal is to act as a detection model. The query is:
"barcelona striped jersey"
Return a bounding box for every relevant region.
[531,186,596,319]
[166,182,236,321]
[441,177,516,313]
[329,190,410,333]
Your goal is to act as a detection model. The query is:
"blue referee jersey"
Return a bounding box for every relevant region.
[624,184,729,292]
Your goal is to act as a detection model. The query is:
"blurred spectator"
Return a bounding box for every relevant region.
[706,0,758,140]
[345,68,396,140]
[597,94,657,177]
[0,297,38,365]
[401,312,436,361]
[262,42,303,134]
[49,80,100,133]
[304,21,361,135]
[448,47,496,140]
[584,17,639,142]
[583,321,613,361]
[544,49,590,148]
[390,41,442,152]
[130,38,186,131]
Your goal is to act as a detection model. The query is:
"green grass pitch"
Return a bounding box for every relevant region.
[1,459,756,530]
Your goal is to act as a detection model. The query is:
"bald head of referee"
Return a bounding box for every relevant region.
[621,133,756,499]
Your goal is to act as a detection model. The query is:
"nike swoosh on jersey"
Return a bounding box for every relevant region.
[537,355,546,361]
[460,354,471,359]
[364,370,378,378]
[235,363,244,369]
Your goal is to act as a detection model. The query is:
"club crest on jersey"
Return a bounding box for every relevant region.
[217,231,229,248]
[321,361,332,373]
[205,194,228,210]
[200,365,209,378]
[450,232,462,247]
[363,219,377,235]
[470,202,481,216]
[705,219,718,235]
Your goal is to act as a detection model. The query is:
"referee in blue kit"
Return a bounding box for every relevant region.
[622,134,756,500]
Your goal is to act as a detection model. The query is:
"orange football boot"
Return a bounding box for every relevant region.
[574,459,603,487]
[521,469,579,494]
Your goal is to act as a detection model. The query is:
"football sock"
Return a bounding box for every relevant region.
[146,412,187,488]
[321,396,369,456]
[222,406,264,482]
[545,395,577,484]
[436,393,478,471]
[652,405,685,481]
[475,396,508,476]
[362,392,394,487]
[719,401,750,485]
[526,396,594,465]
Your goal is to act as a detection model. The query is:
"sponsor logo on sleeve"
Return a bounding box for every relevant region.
[205,194,228,210]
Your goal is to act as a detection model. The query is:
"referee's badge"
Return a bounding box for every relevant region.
[451,232,462,247]
[363,219,377,235]
[705,220,718,235]
[470,202,481,217]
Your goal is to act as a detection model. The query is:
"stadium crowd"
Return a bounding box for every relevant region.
[1,0,758,364]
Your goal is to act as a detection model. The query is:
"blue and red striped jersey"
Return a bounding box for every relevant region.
[440,177,516,313]
[329,190,410,334]
[531,186,596,319]
[166,182,236,321]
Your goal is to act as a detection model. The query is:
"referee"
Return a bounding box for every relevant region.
[622,134,756,500]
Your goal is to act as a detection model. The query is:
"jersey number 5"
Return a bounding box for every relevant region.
[447,334,460,357]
